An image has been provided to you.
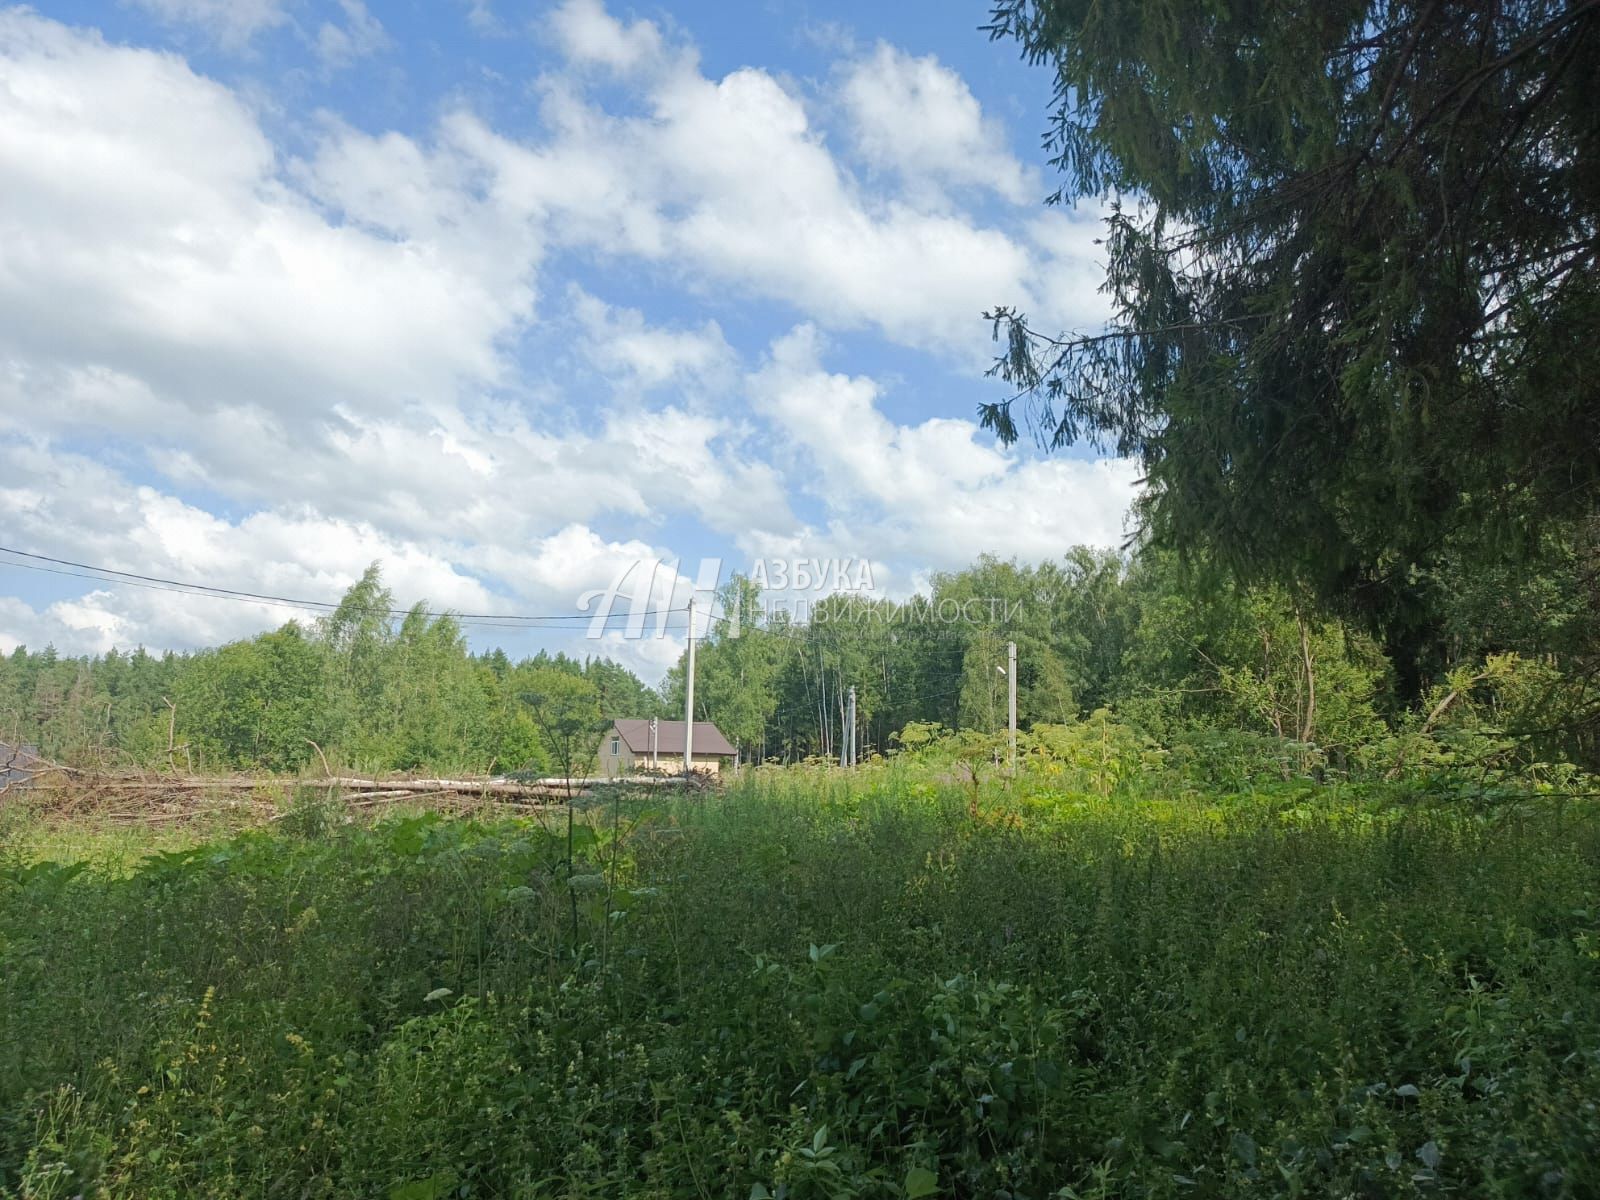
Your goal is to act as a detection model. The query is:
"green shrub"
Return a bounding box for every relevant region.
[3,773,1598,1197]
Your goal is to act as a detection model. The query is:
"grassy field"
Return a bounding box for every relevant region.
[2,769,1599,1198]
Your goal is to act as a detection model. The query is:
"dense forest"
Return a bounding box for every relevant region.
[0,566,661,777]
[684,520,1599,779]
[6,520,1595,780]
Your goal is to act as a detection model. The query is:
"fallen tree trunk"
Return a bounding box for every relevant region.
[317,777,575,798]
[19,771,695,802]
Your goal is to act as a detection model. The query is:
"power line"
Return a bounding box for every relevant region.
[0,544,688,630]
[887,682,968,706]
[832,681,966,711]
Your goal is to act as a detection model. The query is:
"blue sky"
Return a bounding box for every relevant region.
[0,0,1135,679]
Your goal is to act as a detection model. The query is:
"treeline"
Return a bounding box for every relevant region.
[4,535,1596,779]
[0,567,663,776]
[676,537,1599,778]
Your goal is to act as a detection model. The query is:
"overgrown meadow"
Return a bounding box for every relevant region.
[3,765,1599,1199]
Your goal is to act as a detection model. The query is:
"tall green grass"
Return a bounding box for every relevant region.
[2,770,1598,1197]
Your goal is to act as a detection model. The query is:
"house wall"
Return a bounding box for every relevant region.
[595,730,729,778]
[596,730,636,780]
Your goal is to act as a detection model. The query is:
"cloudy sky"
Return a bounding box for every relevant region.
[0,0,1135,679]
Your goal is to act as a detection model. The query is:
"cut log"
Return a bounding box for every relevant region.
[22,771,696,803]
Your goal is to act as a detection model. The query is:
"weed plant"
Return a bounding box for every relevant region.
[2,766,1598,1197]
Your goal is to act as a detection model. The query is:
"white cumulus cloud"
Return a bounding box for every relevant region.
[840,42,1035,205]
[0,4,1136,679]
[125,0,291,48]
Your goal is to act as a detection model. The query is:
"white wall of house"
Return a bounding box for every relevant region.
[597,730,635,779]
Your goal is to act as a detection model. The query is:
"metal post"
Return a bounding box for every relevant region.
[649,715,658,769]
[839,686,848,769]
[683,598,696,774]
[847,685,857,767]
[1006,640,1017,770]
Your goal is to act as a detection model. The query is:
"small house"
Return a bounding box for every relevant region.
[598,719,736,778]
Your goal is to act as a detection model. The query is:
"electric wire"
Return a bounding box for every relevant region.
[0,544,688,631]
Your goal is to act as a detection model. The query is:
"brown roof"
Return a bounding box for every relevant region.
[611,719,736,757]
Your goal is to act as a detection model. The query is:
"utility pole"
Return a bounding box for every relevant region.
[1006,640,1017,771]
[683,598,696,775]
[839,687,848,769]
[847,685,857,767]
[649,715,658,769]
